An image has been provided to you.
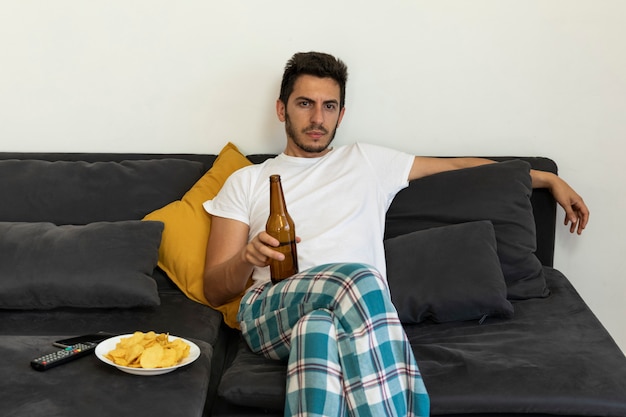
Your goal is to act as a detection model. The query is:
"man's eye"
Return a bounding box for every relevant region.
[299,101,310,107]
[325,104,337,111]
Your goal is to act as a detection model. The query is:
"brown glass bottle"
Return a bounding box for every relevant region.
[265,175,298,284]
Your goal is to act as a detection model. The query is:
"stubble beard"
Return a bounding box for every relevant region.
[284,111,339,154]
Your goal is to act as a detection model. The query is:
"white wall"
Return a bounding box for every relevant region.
[1,1,624,353]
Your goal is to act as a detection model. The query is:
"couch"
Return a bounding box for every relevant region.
[1,144,625,417]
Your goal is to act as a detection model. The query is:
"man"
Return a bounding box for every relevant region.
[203,52,589,417]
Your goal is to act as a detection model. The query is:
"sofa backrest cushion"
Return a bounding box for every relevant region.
[0,158,206,224]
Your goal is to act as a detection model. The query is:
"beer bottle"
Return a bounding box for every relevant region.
[265,174,298,284]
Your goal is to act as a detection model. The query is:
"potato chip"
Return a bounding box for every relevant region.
[160,347,179,368]
[122,332,145,347]
[140,343,164,368]
[105,331,191,369]
[125,343,144,364]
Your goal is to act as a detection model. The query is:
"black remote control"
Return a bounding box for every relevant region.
[30,342,98,371]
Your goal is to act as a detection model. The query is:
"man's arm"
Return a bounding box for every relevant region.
[408,156,494,181]
[203,215,287,306]
[408,156,589,235]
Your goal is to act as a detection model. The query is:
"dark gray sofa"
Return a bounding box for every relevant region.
[1,151,625,417]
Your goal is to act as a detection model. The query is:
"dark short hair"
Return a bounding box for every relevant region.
[279,52,349,108]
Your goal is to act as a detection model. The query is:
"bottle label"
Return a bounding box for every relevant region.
[269,239,298,284]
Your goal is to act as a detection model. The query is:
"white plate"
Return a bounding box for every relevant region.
[95,333,200,376]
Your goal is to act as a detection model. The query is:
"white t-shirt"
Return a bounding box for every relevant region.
[203,143,414,287]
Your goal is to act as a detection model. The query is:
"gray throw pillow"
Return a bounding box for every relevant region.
[385,221,514,324]
[0,220,163,309]
[386,160,548,300]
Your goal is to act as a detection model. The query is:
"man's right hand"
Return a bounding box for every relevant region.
[245,231,286,267]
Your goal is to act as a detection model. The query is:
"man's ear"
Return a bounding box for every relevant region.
[337,106,346,126]
[276,99,286,122]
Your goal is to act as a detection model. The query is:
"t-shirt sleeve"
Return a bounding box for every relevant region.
[357,143,414,199]
[203,168,252,225]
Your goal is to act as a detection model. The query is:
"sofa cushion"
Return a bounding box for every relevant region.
[2,335,214,417]
[0,158,205,224]
[386,160,548,300]
[385,221,514,323]
[144,143,253,329]
[218,339,287,411]
[0,220,163,309]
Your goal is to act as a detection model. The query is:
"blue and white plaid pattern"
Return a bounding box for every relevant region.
[238,263,430,417]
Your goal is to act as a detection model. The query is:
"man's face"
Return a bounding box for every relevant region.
[277,74,345,157]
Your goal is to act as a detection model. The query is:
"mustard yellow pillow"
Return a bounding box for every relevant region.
[144,142,252,329]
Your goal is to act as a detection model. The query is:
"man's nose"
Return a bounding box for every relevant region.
[310,104,324,125]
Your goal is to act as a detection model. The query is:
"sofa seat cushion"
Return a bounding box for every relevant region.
[2,335,213,417]
[0,220,163,309]
[219,338,287,411]
[404,268,626,416]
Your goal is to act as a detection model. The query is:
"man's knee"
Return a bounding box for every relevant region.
[329,262,387,294]
[310,263,392,318]
[293,309,334,336]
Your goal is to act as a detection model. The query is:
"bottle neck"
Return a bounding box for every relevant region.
[269,175,288,214]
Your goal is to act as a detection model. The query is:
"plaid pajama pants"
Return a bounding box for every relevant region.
[237,263,430,417]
